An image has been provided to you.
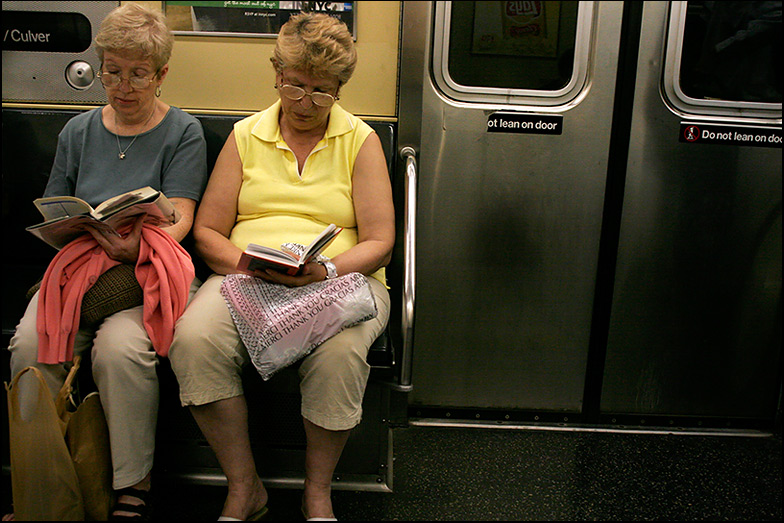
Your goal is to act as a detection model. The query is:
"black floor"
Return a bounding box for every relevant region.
[3,423,781,521]
[146,424,781,521]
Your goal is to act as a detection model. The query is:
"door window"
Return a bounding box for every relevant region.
[433,1,592,106]
[664,1,782,120]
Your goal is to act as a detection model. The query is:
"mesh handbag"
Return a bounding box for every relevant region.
[26,263,144,326]
[79,264,143,326]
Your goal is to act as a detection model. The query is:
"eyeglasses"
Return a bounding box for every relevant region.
[97,70,157,90]
[278,84,338,107]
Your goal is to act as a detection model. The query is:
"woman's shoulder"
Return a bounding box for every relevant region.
[163,106,201,126]
[328,104,373,140]
[159,106,207,140]
[236,110,264,128]
[58,107,103,140]
[237,104,275,128]
[339,104,372,127]
[234,103,280,142]
[63,106,102,128]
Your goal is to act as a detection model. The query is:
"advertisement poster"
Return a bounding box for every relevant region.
[472,1,560,57]
[165,1,355,38]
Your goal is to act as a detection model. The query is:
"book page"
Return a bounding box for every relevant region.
[26,214,112,250]
[94,186,158,219]
[33,196,94,221]
[100,200,179,231]
[301,224,342,263]
[245,243,298,263]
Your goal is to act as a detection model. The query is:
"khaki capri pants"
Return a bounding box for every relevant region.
[169,274,390,431]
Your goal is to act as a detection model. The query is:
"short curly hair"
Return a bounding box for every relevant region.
[94,3,173,72]
[271,11,357,85]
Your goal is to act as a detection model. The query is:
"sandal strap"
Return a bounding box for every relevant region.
[112,503,146,517]
[116,487,151,503]
[110,487,152,521]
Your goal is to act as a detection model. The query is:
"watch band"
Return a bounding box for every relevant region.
[319,259,338,280]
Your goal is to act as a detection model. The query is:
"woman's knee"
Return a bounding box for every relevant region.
[90,315,153,366]
[8,294,40,369]
[168,324,216,371]
[8,325,41,377]
[170,277,246,375]
[300,338,371,391]
[169,321,247,406]
[8,334,67,401]
[316,340,369,370]
[8,335,38,372]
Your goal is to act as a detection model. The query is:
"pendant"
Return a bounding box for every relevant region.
[119,152,126,160]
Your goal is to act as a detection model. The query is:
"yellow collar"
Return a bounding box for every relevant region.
[251,100,355,143]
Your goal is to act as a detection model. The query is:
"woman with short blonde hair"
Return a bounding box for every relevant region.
[170,10,394,521]
[94,2,174,71]
[7,3,207,520]
[271,11,357,85]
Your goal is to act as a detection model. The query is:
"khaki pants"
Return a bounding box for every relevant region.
[169,274,390,431]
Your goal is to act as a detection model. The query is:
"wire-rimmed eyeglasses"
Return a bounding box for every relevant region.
[278,84,338,107]
[97,70,157,90]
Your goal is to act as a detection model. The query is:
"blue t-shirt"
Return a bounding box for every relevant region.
[44,106,208,207]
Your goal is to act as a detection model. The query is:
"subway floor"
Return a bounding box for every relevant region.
[3,423,781,521]
[150,423,780,520]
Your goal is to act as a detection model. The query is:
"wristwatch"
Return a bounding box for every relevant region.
[319,259,338,280]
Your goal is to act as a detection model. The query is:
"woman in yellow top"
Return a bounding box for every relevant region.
[168,12,394,521]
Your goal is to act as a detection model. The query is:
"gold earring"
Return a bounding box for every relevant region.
[155,86,162,97]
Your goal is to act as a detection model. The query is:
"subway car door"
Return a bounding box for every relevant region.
[397,0,781,430]
[398,1,625,419]
[599,1,781,428]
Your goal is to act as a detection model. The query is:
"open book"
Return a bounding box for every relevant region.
[237,224,344,276]
[26,186,180,250]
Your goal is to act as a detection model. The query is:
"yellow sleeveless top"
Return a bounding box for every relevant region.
[230,101,385,284]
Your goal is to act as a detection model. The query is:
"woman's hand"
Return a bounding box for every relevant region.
[254,261,327,287]
[85,214,145,264]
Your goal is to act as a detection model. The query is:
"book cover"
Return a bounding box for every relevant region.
[237,224,343,276]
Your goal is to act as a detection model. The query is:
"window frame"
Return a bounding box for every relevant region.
[662,1,782,122]
[431,1,595,108]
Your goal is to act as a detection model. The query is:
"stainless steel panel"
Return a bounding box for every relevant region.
[2,1,116,104]
[602,3,782,418]
[401,2,625,411]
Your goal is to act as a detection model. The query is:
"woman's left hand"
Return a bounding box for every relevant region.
[85,214,145,264]
[254,261,326,287]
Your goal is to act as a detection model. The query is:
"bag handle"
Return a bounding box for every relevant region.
[5,356,82,434]
[55,355,82,419]
[6,366,48,423]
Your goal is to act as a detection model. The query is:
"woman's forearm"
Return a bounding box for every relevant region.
[194,226,244,275]
[332,239,393,278]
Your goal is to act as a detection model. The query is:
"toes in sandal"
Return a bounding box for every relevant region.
[109,487,152,521]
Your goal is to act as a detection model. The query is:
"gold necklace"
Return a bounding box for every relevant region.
[115,106,156,160]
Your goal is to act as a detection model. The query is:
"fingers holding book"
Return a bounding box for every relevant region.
[84,214,146,264]
[255,261,327,288]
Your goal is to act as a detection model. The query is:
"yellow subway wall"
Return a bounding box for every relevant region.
[135,1,400,119]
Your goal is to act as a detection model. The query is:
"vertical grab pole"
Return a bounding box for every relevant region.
[398,146,417,390]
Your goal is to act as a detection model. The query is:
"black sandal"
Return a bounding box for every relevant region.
[109,487,152,521]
